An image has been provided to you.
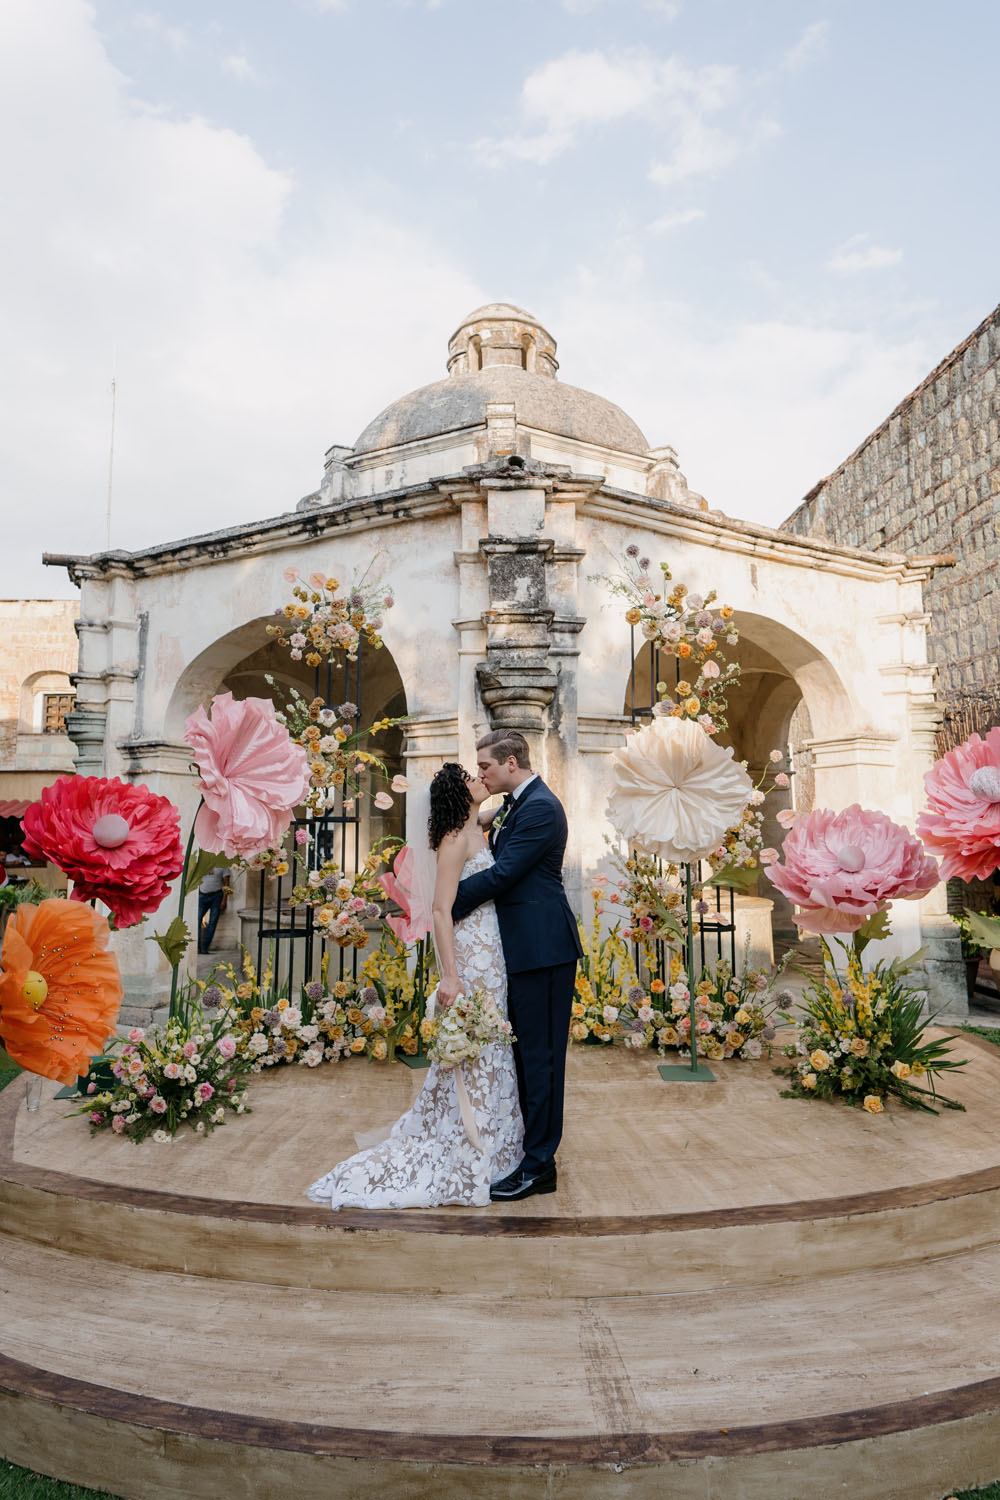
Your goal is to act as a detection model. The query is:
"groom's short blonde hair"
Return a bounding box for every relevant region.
[477,729,531,769]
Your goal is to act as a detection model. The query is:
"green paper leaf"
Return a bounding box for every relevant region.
[890,945,928,977]
[184,849,236,897]
[965,910,1000,951]
[703,863,759,893]
[147,916,191,968]
[853,907,892,955]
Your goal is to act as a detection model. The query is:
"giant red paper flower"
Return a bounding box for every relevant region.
[765,805,939,935]
[184,692,311,858]
[0,899,123,1085]
[380,845,433,943]
[917,728,1000,883]
[20,776,184,927]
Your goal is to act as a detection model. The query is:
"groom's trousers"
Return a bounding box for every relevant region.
[507,960,577,1171]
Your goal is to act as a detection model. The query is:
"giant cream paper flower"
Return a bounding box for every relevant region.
[607,716,754,864]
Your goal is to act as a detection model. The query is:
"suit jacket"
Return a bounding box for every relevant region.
[452,777,583,975]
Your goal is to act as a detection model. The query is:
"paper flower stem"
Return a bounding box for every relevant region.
[685,863,698,1073]
[168,798,203,1021]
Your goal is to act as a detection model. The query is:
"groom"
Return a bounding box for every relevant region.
[452,729,583,1202]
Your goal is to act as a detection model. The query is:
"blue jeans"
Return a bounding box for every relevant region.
[197,889,224,952]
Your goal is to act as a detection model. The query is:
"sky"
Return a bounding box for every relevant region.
[2,0,997,598]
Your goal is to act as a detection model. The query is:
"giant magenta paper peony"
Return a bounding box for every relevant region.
[184,692,311,857]
[0,899,123,1084]
[765,805,939,934]
[20,775,183,927]
[916,727,1000,882]
[607,715,754,864]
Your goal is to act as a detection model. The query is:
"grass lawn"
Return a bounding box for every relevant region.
[0,1464,123,1499]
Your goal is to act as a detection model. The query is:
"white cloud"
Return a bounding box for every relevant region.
[648,115,780,186]
[130,12,192,54]
[474,48,750,172]
[550,287,931,525]
[221,50,259,83]
[647,206,705,232]
[0,0,482,596]
[826,234,903,274]
[782,20,829,71]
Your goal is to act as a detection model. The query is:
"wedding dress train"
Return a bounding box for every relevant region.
[306,846,523,1209]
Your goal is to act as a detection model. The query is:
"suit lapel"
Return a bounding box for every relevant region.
[492,777,544,850]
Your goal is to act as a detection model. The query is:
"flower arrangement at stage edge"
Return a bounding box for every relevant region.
[571,898,643,1044]
[288,856,384,949]
[267,680,408,818]
[421,987,514,1068]
[764,805,940,935]
[75,1003,253,1142]
[20,776,183,928]
[219,949,400,1066]
[184,692,311,858]
[662,941,786,1062]
[593,548,742,733]
[775,934,966,1114]
[266,563,394,665]
[917,727,1000,884]
[0,899,123,1086]
[362,932,439,1058]
[608,715,755,866]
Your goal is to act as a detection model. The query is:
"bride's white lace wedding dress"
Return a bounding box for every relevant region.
[306,846,523,1209]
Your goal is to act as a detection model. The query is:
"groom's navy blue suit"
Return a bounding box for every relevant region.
[452,777,582,1172]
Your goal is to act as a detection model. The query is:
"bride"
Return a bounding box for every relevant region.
[305,762,523,1209]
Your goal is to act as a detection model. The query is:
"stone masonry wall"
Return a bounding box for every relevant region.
[783,303,1000,704]
[0,600,80,768]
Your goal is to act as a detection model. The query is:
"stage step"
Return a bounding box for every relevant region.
[2,1232,1000,1498]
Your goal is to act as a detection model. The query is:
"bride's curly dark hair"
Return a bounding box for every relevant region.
[428,762,472,850]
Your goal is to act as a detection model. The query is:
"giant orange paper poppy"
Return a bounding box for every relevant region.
[0,899,123,1086]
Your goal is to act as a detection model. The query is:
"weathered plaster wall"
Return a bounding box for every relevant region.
[783,303,1000,704]
[0,598,78,785]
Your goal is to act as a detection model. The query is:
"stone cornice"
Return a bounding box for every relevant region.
[43,468,944,586]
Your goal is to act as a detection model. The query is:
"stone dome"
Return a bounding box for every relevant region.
[352,303,649,457]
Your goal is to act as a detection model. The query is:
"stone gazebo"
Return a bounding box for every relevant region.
[47,302,964,1018]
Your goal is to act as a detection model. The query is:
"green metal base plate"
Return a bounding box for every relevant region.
[658,1063,716,1083]
[396,1053,431,1070]
[53,1085,81,1100]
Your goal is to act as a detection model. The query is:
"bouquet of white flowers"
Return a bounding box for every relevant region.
[421,987,514,1068]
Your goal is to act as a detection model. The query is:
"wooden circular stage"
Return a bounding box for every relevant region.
[3,1035,1000,1498]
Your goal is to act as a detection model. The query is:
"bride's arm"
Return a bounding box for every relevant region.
[432,833,467,1008]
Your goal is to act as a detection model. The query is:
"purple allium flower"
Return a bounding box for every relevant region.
[350,592,364,608]
[364,902,381,920]
[627,985,645,1004]
[304,981,323,1001]
[203,985,223,1008]
[360,985,378,1004]
[271,1038,288,1058]
[322,873,340,892]
[263,1009,281,1029]
[625,543,640,558]
[338,702,359,719]
[638,556,650,571]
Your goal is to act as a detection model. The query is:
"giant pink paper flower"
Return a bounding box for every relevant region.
[380,845,433,943]
[917,728,1000,883]
[184,693,311,858]
[765,805,939,935]
[20,776,184,927]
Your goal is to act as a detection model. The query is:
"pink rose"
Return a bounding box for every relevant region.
[150,1096,167,1114]
[128,1027,145,1042]
[164,1062,182,1079]
[111,1115,126,1133]
[216,1036,237,1060]
[182,1041,197,1059]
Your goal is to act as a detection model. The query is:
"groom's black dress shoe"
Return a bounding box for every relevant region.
[489,1163,557,1201]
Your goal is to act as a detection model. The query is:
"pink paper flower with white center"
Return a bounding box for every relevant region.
[916,727,1000,882]
[184,692,311,858]
[765,805,939,934]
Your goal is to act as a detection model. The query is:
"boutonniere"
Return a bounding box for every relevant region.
[492,803,512,836]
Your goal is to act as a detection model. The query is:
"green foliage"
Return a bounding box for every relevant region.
[702,863,760,894]
[182,848,234,896]
[146,915,191,968]
[777,940,967,1114]
[0,880,50,912]
[964,910,1000,954]
[853,907,892,955]
[0,1461,123,1498]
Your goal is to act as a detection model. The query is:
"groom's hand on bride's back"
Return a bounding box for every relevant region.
[436,975,463,1008]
